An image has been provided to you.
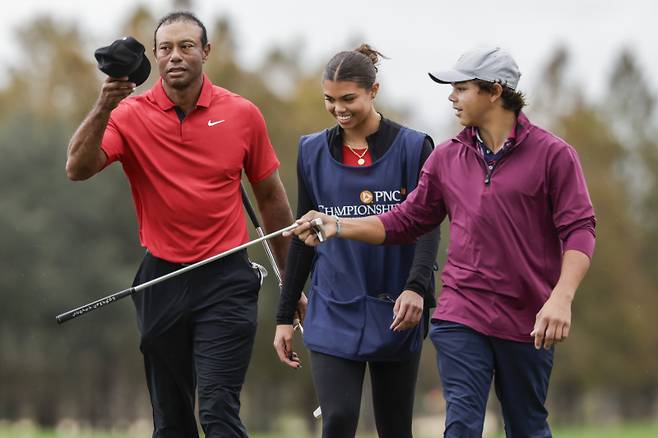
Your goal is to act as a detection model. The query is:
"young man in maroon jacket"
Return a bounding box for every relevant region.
[287,47,596,437]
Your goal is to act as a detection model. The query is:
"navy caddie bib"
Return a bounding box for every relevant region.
[299,126,426,361]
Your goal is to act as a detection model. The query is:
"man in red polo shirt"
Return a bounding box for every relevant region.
[66,12,295,438]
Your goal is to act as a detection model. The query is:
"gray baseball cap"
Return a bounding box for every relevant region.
[429,47,521,90]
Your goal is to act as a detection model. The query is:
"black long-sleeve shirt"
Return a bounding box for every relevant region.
[276,116,440,324]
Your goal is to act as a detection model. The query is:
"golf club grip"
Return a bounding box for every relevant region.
[55,287,136,324]
[240,185,261,228]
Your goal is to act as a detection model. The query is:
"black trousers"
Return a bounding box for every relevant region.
[131,250,261,438]
[310,349,422,438]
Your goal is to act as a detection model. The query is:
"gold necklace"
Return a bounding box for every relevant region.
[345,143,369,165]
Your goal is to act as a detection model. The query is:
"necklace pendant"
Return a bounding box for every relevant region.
[357,158,365,165]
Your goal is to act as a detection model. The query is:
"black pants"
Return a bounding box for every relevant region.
[131,250,261,438]
[310,349,422,438]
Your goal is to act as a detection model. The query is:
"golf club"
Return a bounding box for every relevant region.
[241,185,283,288]
[240,186,322,418]
[241,184,310,335]
[55,223,298,324]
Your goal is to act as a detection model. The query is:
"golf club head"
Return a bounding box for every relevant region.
[310,218,325,242]
[250,262,268,286]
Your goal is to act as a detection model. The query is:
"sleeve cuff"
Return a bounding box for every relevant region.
[377,211,397,244]
[563,228,596,260]
[276,316,295,325]
[403,285,425,297]
[248,161,280,184]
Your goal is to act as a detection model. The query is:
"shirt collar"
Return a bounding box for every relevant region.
[335,113,391,144]
[150,74,213,111]
[474,119,517,150]
[457,111,529,150]
[328,113,393,159]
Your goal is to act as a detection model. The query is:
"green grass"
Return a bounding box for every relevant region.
[0,424,341,438]
[2,423,658,438]
[494,423,658,438]
[0,428,122,438]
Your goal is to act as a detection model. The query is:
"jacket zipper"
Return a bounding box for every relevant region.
[454,121,531,186]
[457,139,519,186]
[457,139,496,186]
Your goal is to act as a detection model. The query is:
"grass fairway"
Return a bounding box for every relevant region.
[519,423,658,438]
[2,423,658,438]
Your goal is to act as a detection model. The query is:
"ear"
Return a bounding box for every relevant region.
[202,43,211,63]
[490,83,504,103]
[370,82,380,99]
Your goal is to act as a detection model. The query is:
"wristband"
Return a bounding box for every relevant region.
[332,215,341,236]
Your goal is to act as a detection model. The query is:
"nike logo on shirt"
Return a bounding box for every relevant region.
[208,120,225,127]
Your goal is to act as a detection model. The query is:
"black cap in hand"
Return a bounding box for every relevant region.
[94,36,151,86]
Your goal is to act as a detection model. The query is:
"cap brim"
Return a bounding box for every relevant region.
[428,70,475,84]
[128,54,151,86]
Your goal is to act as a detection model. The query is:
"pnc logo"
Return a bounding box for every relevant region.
[360,190,374,204]
[359,189,407,204]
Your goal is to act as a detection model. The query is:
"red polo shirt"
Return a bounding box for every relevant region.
[101,75,280,263]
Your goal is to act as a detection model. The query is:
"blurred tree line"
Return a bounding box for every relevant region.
[1,4,657,434]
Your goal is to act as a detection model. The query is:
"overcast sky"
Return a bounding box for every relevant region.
[5,0,658,139]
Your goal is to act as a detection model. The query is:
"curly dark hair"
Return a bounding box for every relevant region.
[474,79,526,113]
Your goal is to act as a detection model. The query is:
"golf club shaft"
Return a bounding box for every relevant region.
[240,187,316,416]
[255,227,282,286]
[241,186,298,333]
[56,223,298,324]
[241,185,282,286]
